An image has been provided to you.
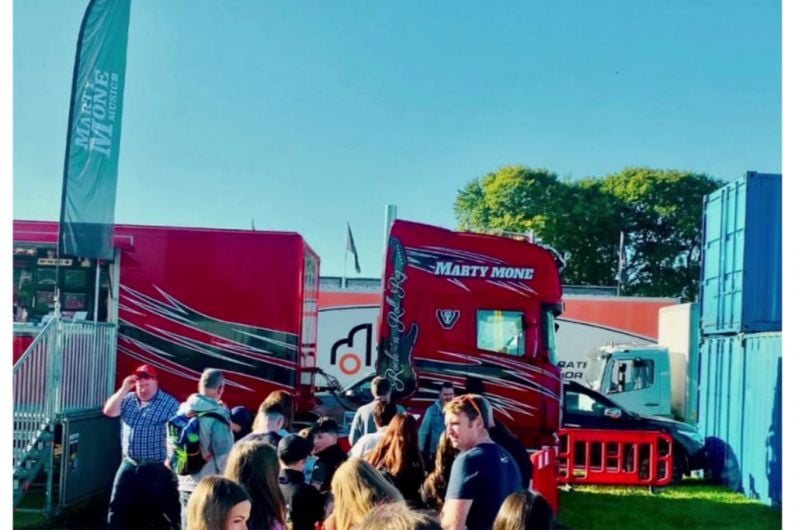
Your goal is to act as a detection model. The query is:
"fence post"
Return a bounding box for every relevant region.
[43,317,65,515]
[107,325,118,399]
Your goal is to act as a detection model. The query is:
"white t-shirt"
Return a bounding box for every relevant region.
[348,430,385,459]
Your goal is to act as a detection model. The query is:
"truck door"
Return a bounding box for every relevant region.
[601,353,667,417]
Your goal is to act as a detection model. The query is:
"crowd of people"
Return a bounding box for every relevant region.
[104,366,560,530]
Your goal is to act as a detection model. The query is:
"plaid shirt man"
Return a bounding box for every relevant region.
[120,389,179,463]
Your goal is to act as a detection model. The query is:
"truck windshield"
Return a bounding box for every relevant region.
[476,310,525,356]
[584,350,608,389]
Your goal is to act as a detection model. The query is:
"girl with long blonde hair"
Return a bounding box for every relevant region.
[328,457,404,530]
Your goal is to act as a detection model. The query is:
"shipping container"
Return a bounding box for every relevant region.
[697,333,783,506]
[700,172,782,335]
[741,332,782,506]
[697,335,745,491]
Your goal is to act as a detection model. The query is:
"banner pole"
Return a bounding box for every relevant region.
[93,260,101,322]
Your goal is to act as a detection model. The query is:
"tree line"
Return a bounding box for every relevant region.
[454,166,723,299]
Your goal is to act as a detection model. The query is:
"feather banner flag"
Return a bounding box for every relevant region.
[59,0,131,259]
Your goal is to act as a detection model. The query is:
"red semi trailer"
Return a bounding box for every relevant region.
[13,220,321,414]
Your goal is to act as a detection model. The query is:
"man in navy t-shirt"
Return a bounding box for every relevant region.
[441,394,522,530]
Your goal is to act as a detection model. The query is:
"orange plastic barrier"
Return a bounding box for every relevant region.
[557,428,673,487]
[530,446,559,512]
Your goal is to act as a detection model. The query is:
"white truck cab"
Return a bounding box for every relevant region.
[586,344,673,418]
[584,303,700,423]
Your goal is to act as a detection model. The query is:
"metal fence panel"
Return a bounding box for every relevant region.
[14,319,118,470]
[59,322,117,415]
[13,319,57,468]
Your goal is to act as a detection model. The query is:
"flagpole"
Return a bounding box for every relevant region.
[617,230,625,296]
[343,240,349,289]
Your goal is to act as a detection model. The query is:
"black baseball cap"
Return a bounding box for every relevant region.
[278,434,313,464]
[230,406,253,429]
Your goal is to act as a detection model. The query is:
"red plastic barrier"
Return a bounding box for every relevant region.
[530,446,559,512]
[557,428,673,487]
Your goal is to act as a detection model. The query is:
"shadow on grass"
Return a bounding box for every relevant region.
[14,493,111,530]
[557,484,781,530]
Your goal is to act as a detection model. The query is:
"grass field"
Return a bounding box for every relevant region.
[15,482,781,529]
[557,483,781,530]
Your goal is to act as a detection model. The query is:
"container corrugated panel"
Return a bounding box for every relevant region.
[741,332,782,506]
[697,335,745,490]
[700,172,782,335]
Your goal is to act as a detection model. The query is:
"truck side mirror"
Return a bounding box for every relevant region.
[604,407,623,420]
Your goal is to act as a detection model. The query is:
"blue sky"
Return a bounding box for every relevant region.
[13,0,782,277]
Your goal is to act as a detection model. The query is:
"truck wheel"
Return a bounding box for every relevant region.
[703,437,741,490]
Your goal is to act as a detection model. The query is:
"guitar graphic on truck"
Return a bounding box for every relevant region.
[376,235,419,400]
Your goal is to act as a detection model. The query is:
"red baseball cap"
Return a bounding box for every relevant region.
[134,364,158,379]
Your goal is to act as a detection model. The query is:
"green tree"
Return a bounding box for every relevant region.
[601,167,723,298]
[454,165,722,298]
[454,166,624,287]
[455,165,561,234]
[551,178,625,286]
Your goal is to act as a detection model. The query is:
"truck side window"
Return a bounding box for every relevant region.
[609,359,655,393]
[476,310,524,357]
[541,307,558,365]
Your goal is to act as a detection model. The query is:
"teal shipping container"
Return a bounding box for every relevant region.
[697,333,782,506]
[698,335,745,490]
[740,333,781,506]
[700,172,781,335]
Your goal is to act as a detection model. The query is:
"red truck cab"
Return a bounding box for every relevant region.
[376,220,563,448]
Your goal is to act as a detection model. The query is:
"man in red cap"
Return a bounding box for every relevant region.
[103,364,180,529]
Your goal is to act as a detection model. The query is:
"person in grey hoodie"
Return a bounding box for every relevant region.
[171,368,234,530]
[418,381,456,469]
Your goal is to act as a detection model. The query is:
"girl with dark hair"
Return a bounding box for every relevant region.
[225,440,287,530]
[420,431,460,511]
[492,490,556,530]
[186,476,251,530]
[366,412,426,507]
